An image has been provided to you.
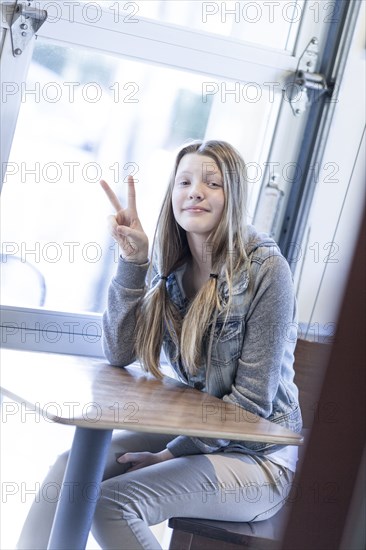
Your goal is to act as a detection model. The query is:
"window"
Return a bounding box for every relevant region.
[1,37,280,314]
[135,0,304,51]
[0,0,350,354]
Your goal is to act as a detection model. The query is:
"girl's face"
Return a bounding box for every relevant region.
[172,153,225,240]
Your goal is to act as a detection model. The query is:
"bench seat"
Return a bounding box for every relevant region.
[168,505,289,549]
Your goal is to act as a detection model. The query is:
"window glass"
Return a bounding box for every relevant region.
[77,0,304,51]
[1,38,280,313]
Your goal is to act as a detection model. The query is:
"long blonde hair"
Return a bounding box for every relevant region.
[135,140,249,377]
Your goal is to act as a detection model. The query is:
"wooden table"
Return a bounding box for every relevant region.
[1,348,303,550]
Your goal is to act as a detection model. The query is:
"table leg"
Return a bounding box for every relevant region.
[47,426,113,550]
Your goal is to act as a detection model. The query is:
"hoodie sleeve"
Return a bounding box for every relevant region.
[167,435,229,456]
[222,251,297,418]
[102,256,149,366]
[102,258,205,457]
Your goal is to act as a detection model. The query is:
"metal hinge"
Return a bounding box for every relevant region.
[286,37,333,116]
[10,1,47,57]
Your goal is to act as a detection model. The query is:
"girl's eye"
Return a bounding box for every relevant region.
[207,181,222,188]
[178,181,189,186]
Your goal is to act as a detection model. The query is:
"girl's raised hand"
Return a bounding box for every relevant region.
[100,176,149,264]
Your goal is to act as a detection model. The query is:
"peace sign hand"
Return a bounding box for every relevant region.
[100,176,149,264]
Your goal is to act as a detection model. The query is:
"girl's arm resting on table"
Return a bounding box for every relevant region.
[102,256,149,366]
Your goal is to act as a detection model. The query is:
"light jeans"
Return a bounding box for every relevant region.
[17,430,294,550]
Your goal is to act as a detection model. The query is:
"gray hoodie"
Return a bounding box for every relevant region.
[102,225,302,458]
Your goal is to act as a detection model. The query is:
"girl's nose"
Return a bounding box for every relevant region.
[189,183,204,199]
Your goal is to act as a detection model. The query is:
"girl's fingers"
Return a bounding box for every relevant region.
[100,179,122,213]
[117,454,127,463]
[126,175,137,212]
[117,452,137,463]
[107,214,118,231]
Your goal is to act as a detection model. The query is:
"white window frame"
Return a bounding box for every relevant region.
[0,0,332,354]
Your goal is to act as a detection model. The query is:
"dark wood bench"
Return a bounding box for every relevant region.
[168,338,332,549]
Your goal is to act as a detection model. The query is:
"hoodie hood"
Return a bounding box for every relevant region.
[244,224,280,257]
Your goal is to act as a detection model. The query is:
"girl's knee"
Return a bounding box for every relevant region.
[93,486,125,531]
[94,478,142,523]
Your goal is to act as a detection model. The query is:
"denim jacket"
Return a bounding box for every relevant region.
[102,225,302,458]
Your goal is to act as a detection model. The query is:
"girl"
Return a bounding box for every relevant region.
[18,140,301,550]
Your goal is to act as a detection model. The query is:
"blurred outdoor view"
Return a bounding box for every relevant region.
[136,0,303,50]
[1,4,283,314]
[1,40,212,312]
[77,0,303,50]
